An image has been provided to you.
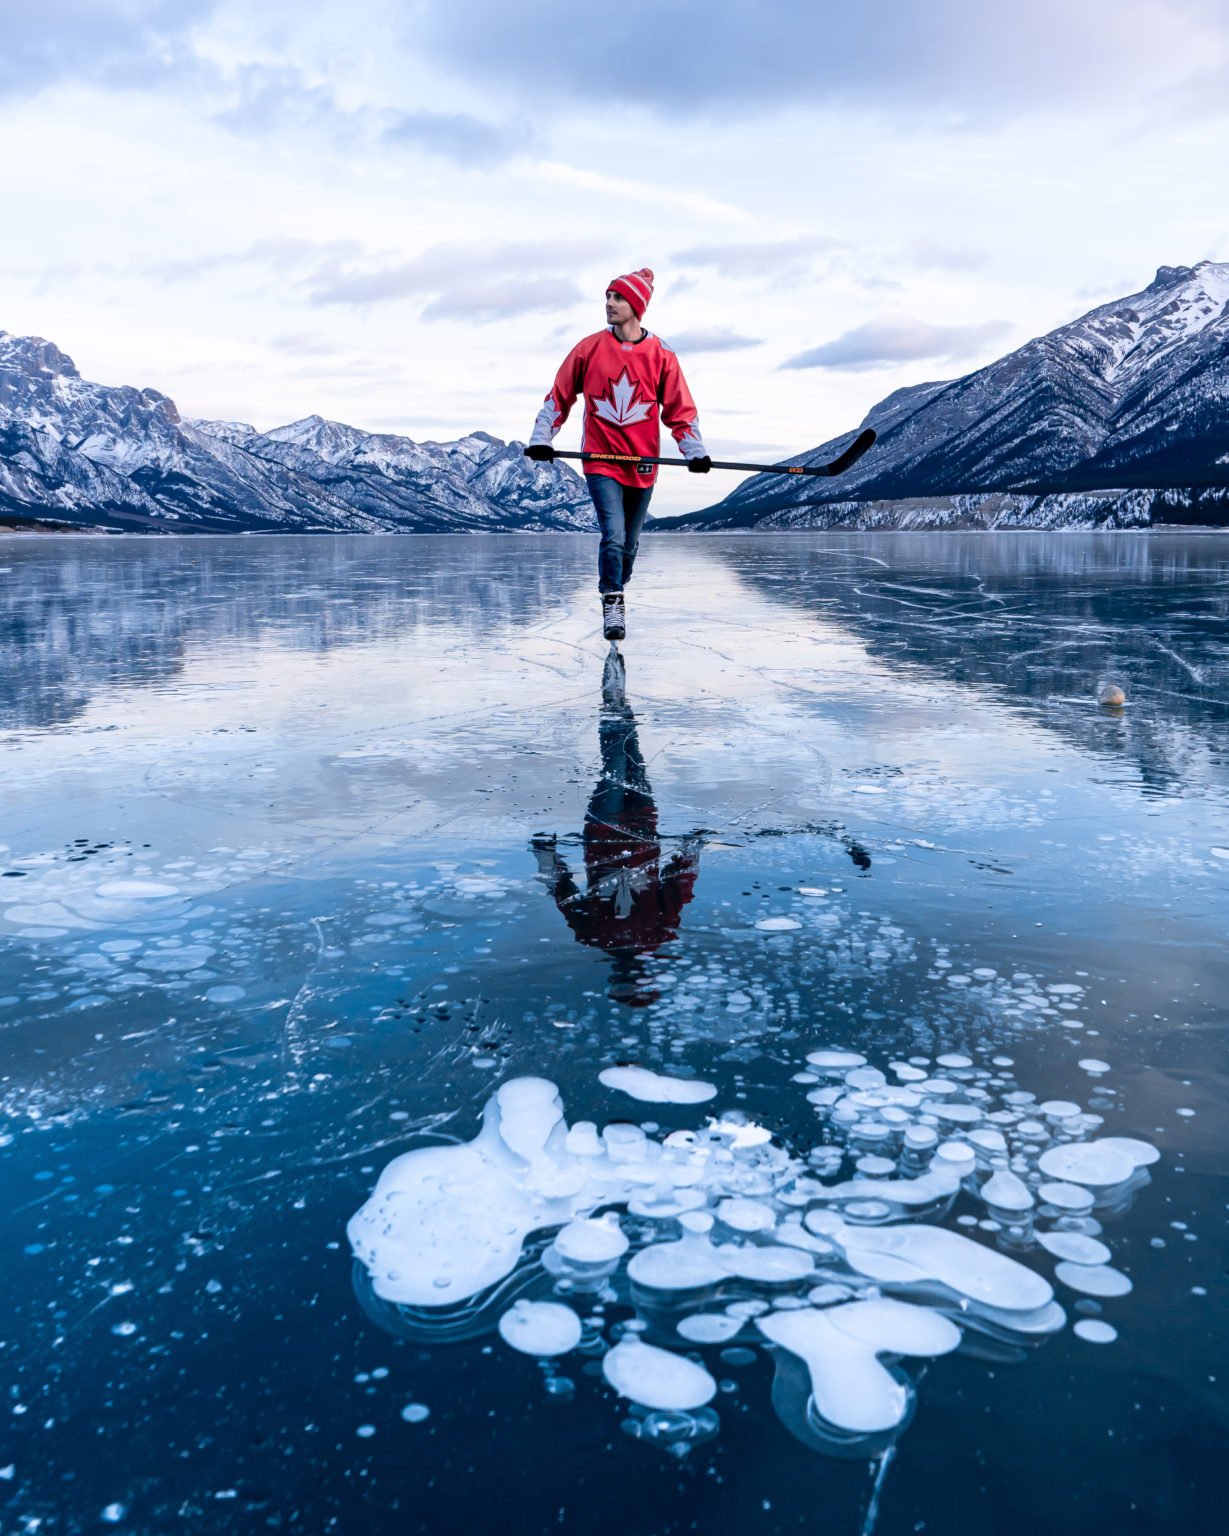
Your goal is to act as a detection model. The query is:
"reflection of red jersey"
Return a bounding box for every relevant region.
[529,329,707,489]
[553,836,699,955]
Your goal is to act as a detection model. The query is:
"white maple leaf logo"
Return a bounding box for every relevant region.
[593,369,654,427]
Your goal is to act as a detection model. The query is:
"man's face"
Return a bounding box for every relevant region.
[605,290,636,326]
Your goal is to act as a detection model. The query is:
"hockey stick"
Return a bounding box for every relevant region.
[547,427,876,479]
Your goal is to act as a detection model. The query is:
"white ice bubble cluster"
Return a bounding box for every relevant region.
[349,1046,1158,1455]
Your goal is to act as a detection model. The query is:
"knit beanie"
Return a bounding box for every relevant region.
[607,268,655,319]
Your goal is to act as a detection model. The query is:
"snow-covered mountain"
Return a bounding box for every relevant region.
[663,261,1229,531]
[0,333,595,534]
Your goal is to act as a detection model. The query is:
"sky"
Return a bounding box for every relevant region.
[2,0,1229,515]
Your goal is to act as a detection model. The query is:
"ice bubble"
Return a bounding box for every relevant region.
[1054,1262,1132,1298]
[627,1189,708,1220]
[981,1171,1034,1213]
[1073,1319,1118,1343]
[968,1129,1008,1155]
[716,1198,777,1233]
[677,1314,744,1345]
[205,985,246,1005]
[599,1066,717,1104]
[758,1300,958,1434]
[1037,1182,1095,1213]
[804,1209,848,1237]
[101,1505,127,1524]
[96,880,180,900]
[1038,1143,1136,1188]
[929,1103,983,1125]
[846,1067,888,1090]
[715,1245,815,1283]
[628,1234,728,1291]
[807,1283,855,1306]
[1038,1100,1081,1120]
[1095,1137,1160,1169]
[1078,1059,1111,1075]
[401,1403,430,1423]
[755,916,801,931]
[725,1299,770,1320]
[552,1216,629,1265]
[838,1224,1053,1312]
[935,1141,975,1165]
[904,1126,938,1150]
[1036,1232,1111,1265]
[498,1300,582,1357]
[936,1054,973,1069]
[855,1156,896,1177]
[807,1050,867,1071]
[603,1339,717,1411]
[707,1117,773,1149]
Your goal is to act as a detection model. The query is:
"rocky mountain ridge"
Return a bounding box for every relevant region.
[661,261,1229,531]
[0,333,594,534]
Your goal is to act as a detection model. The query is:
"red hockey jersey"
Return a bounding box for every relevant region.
[529,328,707,488]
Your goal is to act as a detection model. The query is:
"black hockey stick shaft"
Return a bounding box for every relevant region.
[550,427,876,479]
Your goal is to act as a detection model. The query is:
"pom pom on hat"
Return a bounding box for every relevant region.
[607,268,655,318]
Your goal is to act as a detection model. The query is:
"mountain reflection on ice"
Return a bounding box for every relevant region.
[1,533,1227,1536]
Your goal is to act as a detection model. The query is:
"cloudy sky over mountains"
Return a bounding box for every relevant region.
[4,0,1228,513]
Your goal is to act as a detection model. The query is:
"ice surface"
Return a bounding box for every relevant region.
[0,531,1220,1528]
[602,1339,717,1411]
[598,1066,717,1104]
[497,1301,582,1356]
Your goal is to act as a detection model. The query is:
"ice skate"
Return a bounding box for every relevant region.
[602,591,626,641]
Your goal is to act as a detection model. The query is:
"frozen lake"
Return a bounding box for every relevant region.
[1,531,1227,1536]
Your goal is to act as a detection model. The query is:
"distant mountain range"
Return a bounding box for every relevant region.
[0,333,594,534]
[3,261,1227,535]
[658,261,1229,531]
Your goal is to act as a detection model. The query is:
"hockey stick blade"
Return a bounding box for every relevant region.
[821,427,876,477]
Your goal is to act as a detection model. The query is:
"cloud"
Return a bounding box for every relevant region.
[0,0,218,100]
[209,63,339,134]
[383,110,525,167]
[909,241,990,273]
[673,237,841,283]
[309,240,602,320]
[413,0,1227,123]
[421,278,586,322]
[662,330,764,353]
[782,316,1012,370]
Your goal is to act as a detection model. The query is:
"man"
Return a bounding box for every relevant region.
[524,267,711,641]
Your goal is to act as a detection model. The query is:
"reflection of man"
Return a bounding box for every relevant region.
[533,655,701,1001]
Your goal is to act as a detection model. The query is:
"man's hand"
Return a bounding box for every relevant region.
[687,454,712,474]
[525,443,555,463]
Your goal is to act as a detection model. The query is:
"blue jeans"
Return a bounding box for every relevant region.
[588,473,653,594]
